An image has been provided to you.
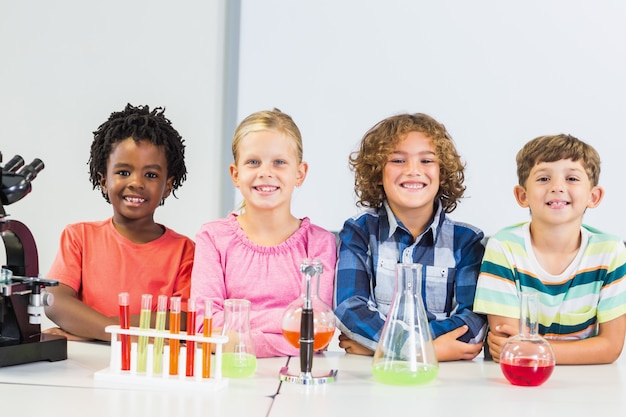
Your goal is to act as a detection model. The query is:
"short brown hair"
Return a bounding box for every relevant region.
[516,134,601,187]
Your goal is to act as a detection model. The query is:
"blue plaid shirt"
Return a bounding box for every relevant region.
[333,201,487,351]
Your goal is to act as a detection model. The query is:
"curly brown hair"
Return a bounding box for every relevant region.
[516,134,601,187]
[350,113,465,213]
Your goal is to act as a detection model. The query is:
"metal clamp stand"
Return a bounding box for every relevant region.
[279,263,337,385]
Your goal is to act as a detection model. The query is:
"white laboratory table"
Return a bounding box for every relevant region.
[1,340,626,416]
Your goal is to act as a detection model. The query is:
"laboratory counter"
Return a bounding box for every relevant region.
[1,340,625,416]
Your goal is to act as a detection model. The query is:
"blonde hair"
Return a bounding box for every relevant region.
[231,108,303,212]
[232,108,303,164]
[350,113,465,213]
[516,134,601,187]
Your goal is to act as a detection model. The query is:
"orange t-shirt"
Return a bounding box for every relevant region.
[47,218,194,316]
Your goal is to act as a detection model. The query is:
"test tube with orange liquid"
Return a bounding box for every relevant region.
[169,296,182,375]
[202,298,213,379]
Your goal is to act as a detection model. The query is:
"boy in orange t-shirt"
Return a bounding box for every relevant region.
[44,104,194,341]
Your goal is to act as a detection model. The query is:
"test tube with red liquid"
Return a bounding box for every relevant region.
[202,298,213,379]
[185,298,197,377]
[118,292,131,371]
[169,296,182,375]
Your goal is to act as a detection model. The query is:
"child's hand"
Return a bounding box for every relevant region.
[433,325,484,361]
[486,324,517,363]
[338,333,374,356]
[43,326,92,342]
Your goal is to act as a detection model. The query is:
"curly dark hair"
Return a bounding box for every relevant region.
[88,104,187,202]
[350,113,465,213]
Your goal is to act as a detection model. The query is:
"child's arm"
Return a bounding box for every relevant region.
[549,315,626,364]
[485,314,519,362]
[44,283,118,341]
[333,221,383,353]
[487,314,626,364]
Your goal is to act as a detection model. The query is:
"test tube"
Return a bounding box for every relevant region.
[169,296,182,375]
[118,292,131,371]
[202,298,213,379]
[152,295,168,375]
[136,294,153,373]
[185,298,197,377]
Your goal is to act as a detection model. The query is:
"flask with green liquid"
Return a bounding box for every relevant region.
[372,263,438,385]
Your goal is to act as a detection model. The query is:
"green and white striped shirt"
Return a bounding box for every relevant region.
[474,222,626,339]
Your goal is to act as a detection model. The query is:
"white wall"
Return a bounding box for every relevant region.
[237,0,626,239]
[3,0,626,284]
[1,0,228,275]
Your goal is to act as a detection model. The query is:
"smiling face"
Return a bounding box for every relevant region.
[382,131,440,222]
[229,129,307,214]
[514,158,603,228]
[99,137,173,225]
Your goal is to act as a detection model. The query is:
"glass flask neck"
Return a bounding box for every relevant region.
[519,292,540,338]
[300,259,323,307]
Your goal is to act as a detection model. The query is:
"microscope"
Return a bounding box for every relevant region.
[0,151,67,367]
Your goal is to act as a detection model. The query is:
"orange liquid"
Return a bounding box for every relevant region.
[119,304,130,371]
[202,317,213,378]
[282,327,335,351]
[169,311,181,375]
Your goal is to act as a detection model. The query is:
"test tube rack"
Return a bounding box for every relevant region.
[94,325,229,392]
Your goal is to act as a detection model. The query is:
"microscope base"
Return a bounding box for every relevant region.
[0,333,67,367]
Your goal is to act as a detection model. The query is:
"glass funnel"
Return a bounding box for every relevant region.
[499,291,555,386]
[372,263,438,386]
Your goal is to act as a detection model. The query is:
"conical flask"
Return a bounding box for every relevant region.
[372,263,438,385]
[499,292,555,386]
[221,298,257,378]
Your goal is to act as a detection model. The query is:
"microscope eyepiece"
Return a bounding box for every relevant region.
[17,158,44,182]
[1,153,45,206]
[3,155,25,173]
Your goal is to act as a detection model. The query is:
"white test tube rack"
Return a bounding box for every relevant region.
[94,325,229,392]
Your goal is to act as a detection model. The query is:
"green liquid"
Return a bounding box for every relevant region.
[372,361,438,385]
[221,353,257,378]
[136,309,151,373]
[152,311,167,374]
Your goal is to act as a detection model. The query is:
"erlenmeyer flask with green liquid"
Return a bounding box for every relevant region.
[372,263,438,385]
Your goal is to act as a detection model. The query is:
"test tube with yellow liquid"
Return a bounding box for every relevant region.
[152,295,168,375]
[136,294,152,373]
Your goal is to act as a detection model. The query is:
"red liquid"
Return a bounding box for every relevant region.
[282,327,335,351]
[202,317,213,379]
[500,357,554,386]
[169,311,181,375]
[185,310,197,377]
[119,304,131,371]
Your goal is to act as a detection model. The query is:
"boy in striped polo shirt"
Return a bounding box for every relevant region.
[474,134,626,364]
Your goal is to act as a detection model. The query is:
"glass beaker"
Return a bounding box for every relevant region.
[221,298,257,378]
[372,263,438,385]
[500,292,555,386]
[281,259,336,352]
